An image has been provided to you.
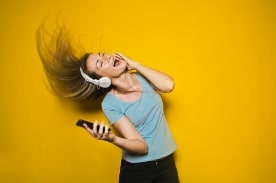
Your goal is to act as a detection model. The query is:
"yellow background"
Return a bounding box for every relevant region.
[0,0,275,182]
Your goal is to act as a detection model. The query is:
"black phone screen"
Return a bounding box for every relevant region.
[76,119,111,131]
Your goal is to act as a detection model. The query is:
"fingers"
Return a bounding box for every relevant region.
[92,121,99,135]
[83,121,111,141]
[115,51,123,57]
[102,124,110,138]
[115,52,125,61]
[96,122,105,139]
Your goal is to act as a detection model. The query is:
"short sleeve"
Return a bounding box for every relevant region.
[101,94,124,124]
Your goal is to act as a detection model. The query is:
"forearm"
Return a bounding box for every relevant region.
[111,135,148,155]
[133,62,175,92]
[116,52,175,92]
[83,119,148,155]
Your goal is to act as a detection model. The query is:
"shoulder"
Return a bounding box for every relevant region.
[134,73,155,91]
[102,92,116,106]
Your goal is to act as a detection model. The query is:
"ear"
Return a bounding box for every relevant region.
[98,77,111,88]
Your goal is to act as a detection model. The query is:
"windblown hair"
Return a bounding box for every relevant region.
[36,24,110,101]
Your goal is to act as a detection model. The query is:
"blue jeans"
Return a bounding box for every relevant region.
[119,154,180,183]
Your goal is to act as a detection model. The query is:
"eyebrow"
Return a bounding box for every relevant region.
[98,52,105,56]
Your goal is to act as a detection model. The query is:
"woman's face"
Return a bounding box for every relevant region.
[86,52,127,78]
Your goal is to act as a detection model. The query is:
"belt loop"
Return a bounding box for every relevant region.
[155,160,159,168]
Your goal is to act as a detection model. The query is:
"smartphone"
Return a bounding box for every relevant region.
[76,119,111,132]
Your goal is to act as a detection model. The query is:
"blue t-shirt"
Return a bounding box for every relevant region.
[101,74,177,163]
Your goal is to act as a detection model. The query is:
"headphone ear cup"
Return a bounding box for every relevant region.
[98,77,111,88]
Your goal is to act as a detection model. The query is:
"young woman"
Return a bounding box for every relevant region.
[36,25,180,183]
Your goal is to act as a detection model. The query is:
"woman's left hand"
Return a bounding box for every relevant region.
[115,52,139,71]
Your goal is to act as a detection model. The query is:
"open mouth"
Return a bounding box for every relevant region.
[113,58,120,67]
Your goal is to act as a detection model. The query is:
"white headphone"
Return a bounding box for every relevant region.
[80,67,111,88]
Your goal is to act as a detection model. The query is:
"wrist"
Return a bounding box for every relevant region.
[110,134,116,143]
[128,62,141,72]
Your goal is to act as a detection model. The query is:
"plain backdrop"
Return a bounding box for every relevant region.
[0,0,275,182]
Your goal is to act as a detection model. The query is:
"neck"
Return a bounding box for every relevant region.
[112,73,141,94]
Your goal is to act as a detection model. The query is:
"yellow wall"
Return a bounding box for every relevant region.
[0,0,275,182]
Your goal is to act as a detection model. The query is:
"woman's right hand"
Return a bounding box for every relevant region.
[83,121,116,143]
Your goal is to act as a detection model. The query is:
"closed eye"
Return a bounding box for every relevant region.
[96,61,103,68]
[96,60,101,69]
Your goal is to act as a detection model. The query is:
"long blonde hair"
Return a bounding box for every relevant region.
[36,23,110,101]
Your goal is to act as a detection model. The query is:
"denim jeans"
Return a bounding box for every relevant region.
[119,154,180,183]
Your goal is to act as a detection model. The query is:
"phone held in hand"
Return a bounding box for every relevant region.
[76,119,111,132]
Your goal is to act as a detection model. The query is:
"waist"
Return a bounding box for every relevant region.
[122,153,174,165]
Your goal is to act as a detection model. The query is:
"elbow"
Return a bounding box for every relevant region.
[124,139,148,155]
[163,80,175,93]
[168,81,175,92]
[138,143,148,155]
[134,140,148,155]
[142,143,149,155]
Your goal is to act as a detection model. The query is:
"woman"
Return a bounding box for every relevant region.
[36,25,180,183]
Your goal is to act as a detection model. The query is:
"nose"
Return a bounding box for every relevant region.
[102,55,112,62]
